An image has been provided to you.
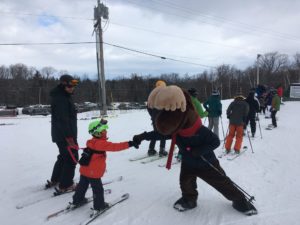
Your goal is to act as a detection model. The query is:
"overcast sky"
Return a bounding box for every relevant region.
[0,0,300,79]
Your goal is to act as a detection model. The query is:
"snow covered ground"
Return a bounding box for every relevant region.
[1,100,300,225]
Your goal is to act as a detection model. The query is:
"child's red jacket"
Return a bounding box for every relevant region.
[80,134,129,178]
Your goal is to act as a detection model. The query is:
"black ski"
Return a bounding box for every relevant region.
[46,189,112,220]
[16,176,122,209]
[79,193,129,225]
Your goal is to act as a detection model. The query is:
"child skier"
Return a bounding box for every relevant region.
[69,119,138,216]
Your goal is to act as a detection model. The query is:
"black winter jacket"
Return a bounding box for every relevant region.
[245,93,260,117]
[143,125,220,168]
[50,85,77,143]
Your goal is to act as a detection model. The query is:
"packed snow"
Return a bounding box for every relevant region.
[1,100,300,225]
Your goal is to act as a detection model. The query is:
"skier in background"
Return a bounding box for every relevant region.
[244,88,260,137]
[225,94,249,154]
[203,90,222,138]
[270,89,281,128]
[188,88,208,119]
[147,80,168,157]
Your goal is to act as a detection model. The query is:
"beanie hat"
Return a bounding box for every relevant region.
[88,119,108,136]
[60,74,78,87]
[212,90,220,96]
[188,88,198,97]
[155,80,166,88]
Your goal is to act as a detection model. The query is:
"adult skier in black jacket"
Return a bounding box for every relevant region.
[46,74,79,192]
[244,89,260,137]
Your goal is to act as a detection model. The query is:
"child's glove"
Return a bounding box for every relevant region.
[128,141,139,149]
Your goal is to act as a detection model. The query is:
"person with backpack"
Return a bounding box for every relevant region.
[70,119,138,216]
[46,74,79,193]
[225,94,249,154]
[203,90,222,137]
[244,89,260,137]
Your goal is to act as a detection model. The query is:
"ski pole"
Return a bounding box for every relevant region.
[200,156,255,202]
[222,125,229,149]
[246,128,254,153]
[256,113,263,139]
[220,116,225,140]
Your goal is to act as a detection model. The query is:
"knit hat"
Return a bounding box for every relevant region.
[60,74,78,87]
[212,90,220,96]
[188,88,198,97]
[155,80,167,88]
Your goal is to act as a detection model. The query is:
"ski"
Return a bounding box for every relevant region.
[141,155,167,164]
[46,197,93,220]
[46,189,112,220]
[217,151,230,158]
[79,193,129,225]
[102,175,123,185]
[227,147,247,161]
[16,176,121,209]
[129,154,155,161]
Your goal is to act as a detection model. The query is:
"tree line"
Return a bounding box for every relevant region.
[0,51,300,107]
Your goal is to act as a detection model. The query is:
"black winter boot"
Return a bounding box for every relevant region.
[232,199,257,216]
[159,147,168,157]
[173,197,197,212]
[148,149,157,156]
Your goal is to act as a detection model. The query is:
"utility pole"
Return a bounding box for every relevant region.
[256,54,262,86]
[94,0,109,116]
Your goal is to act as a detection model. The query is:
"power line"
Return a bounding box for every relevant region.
[123,0,300,42]
[0,11,93,21]
[0,41,216,68]
[149,0,300,40]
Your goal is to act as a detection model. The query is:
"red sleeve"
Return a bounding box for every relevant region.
[87,139,129,152]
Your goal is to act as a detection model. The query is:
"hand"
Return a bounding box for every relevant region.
[66,137,79,150]
[128,141,139,149]
[133,132,147,145]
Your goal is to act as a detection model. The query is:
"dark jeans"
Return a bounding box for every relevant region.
[179,161,245,203]
[50,141,78,189]
[244,114,256,134]
[73,175,105,210]
[271,110,277,127]
[260,106,266,115]
[148,128,166,150]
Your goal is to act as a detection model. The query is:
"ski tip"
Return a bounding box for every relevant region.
[121,193,130,199]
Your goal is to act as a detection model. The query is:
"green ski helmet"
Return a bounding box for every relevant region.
[88,119,108,136]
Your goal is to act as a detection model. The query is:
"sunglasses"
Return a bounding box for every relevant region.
[65,79,79,88]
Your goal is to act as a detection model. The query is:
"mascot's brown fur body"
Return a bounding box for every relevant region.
[133,85,257,215]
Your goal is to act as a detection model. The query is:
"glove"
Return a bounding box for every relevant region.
[128,141,139,149]
[66,137,79,150]
[227,114,230,119]
[133,132,147,145]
